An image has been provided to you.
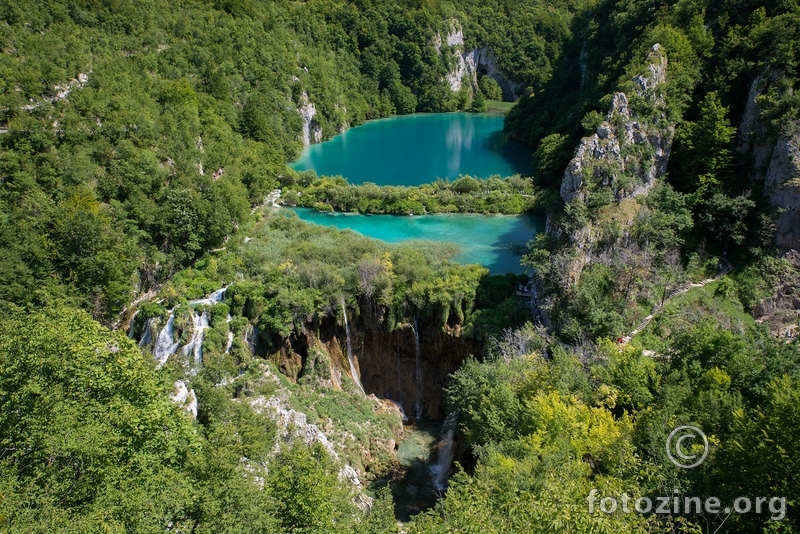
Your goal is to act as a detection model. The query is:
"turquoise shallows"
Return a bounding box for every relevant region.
[291,208,543,274]
[290,113,532,186]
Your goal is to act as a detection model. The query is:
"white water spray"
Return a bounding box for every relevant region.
[341,297,364,394]
[154,314,180,365]
[414,316,423,420]
[244,323,258,355]
[143,286,229,368]
[181,309,210,368]
[431,412,457,491]
[224,314,233,354]
[138,317,155,348]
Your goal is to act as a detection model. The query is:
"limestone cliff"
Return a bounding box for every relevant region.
[736,72,800,251]
[297,91,323,146]
[764,134,800,250]
[560,44,674,205]
[435,22,521,102]
[272,302,479,421]
[543,45,675,296]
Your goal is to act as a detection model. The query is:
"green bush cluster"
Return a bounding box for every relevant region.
[281,173,540,215]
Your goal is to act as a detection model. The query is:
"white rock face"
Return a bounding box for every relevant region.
[437,22,520,101]
[250,395,340,460]
[297,91,322,146]
[170,380,198,419]
[561,45,674,205]
[44,72,90,104]
[248,394,367,494]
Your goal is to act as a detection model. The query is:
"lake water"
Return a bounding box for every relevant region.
[291,113,532,186]
[292,208,541,274]
[289,113,539,273]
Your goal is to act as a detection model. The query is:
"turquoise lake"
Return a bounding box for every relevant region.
[289,113,540,273]
[291,113,532,186]
[292,208,542,274]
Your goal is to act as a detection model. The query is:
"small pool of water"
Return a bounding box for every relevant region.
[369,421,444,522]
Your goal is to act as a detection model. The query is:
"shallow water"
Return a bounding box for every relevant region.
[292,208,542,274]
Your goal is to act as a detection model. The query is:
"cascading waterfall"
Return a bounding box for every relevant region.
[154,314,180,365]
[143,286,229,367]
[138,317,155,348]
[181,309,210,368]
[191,286,227,307]
[387,398,408,422]
[414,315,423,420]
[341,297,364,394]
[224,314,234,354]
[431,412,458,491]
[244,323,258,355]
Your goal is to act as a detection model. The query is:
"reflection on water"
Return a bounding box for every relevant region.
[446,116,475,177]
[290,113,532,186]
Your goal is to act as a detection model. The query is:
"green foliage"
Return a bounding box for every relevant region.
[0,0,484,324]
[0,305,200,530]
[479,76,503,101]
[470,88,487,112]
[282,174,543,215]
[360,486,400,534]
[266,443,357,533]
[533,133,574,188]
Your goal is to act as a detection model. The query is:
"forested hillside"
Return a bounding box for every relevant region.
[0,0,491,322]
[2,0,800,532]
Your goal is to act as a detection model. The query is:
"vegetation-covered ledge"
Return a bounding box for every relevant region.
[277,172,560,216]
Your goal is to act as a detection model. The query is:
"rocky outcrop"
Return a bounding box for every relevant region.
[764,134,800,250]
[737,72,800,251]
[251,394,340,459]
[753,250,800,336]
[561,45,674,205]
[436,23,521,101]
[297,91,322,146]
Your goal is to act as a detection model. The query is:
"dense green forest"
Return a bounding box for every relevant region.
[1,0,800,532]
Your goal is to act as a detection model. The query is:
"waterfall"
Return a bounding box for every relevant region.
[244,323,258,355]
[127,310,139,338]
[431,412,458,491]
[154,314,180,365]
[138,317,155,348]
[141,285,229,367]
[387,398,408,422]
[414,315,423,420]
[181,309,210,368]
[341,297,364,394]
[191,286,227,307]
[224,314,233,354]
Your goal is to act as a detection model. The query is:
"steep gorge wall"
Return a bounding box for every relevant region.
[274,305,479,421]
[737,73,800,251]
